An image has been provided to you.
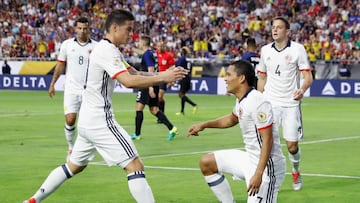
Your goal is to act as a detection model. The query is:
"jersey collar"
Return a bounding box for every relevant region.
[74,38,92,43]
[271,40,291,52]
[103,38,112,44]
[238,87,254,103]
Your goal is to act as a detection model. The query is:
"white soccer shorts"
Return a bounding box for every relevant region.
[214,149,286,203]
[272,105,303,142]
[70,123,138,168]
[63,93,82,115]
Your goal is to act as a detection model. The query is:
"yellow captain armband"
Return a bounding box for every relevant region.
[121,59,131,69]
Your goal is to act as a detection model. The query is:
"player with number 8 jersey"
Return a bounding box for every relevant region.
[48,17,98,161]
[58,35,97,95]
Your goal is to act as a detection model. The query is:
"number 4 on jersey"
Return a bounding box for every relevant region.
[275,65,281,76]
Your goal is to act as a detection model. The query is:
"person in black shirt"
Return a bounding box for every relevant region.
[2,60,11,74]
[131,35,178,141]
[241,38,260,88]
[175,47,198,115]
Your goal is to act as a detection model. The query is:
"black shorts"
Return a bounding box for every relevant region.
[179,79,191,94]
[136,86,159,107]
[159,83,167,91]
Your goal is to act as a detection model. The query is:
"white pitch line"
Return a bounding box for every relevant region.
[300,136,360,145]
[142,150,215,159]
[138,136,360,160]
[89,163,360,180]
[145,165,198,171]
[0,112,55,117]
[0,108,176,117]
[89,136,360,180]
[295,173,360,180]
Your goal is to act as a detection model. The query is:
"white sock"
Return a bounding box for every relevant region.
[205,173,234,203]
[64,124,75,150]
[127,171,155,203]
[33,164,73,201]
[288,147,301,173]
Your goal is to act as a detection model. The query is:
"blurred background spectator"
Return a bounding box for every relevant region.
[2,59,11,74]
[0,0,359,68]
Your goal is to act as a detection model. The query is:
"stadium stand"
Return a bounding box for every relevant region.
[0,0,359,70]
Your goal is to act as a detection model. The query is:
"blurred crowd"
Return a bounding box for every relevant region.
[0,0,360,65]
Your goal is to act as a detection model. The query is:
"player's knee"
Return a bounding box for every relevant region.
[149,107,159,115]
[66,120,76,126]
[76,166,87,174]
[125,157,145,173]
[65,114,77,126]
[67,161,87,175]
[287,142,299,154]
[135,102,145,111]
[199,153,217,175]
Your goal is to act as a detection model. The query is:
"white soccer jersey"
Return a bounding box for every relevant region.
[78,39,129,129]
[58,37,97,94]
[232,89,284,164]
[257,41,310,107]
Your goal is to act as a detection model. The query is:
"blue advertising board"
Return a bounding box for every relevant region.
[2,75,360,98]
[310,79,360,97]
[0,75,52,90]
[166,77,218,94]
[0,75,219,95]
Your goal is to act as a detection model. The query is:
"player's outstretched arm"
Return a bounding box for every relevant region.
[187,123,204,136]
[187,114,238,137]
[116,67,187,89]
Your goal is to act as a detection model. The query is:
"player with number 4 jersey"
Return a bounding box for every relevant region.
[257,16,313,191]
[257,40,310,107]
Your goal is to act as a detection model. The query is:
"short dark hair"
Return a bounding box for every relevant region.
[246,38,256,48]
[74,17,89,27]
[140,35,151,47]
[272,16,290,29]
[105,9,135,32]
[230,60,255,87]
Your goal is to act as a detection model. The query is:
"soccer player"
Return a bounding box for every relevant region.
[130,35,178,141]
[241,37,260,89]
[23,9,188,203]
[156,40,175,121]
[175,47,198,115]
[48,17,97,161]
[188,60,286,203]
[257,16,313,191]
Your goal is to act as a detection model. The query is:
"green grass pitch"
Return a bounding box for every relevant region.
[0,90,359,202]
